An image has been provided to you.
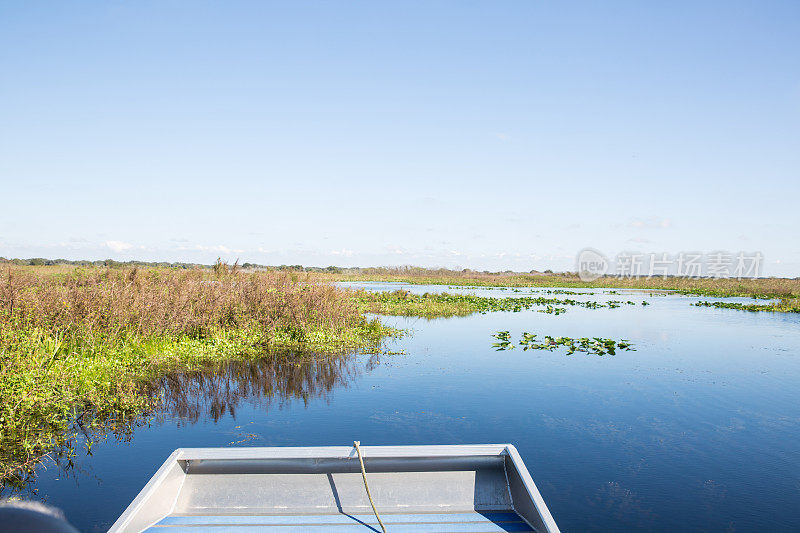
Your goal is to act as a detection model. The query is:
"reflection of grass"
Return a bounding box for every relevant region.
[314,267,800,309]
[158,351,375,424]
[356,289,639,318]
[0,265,395,487]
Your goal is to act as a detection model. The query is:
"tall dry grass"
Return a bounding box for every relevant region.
[0,265,390,487]
[0,265,363,341]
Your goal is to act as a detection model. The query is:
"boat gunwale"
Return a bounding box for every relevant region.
[176,443,514,461]
[108,444,559,533]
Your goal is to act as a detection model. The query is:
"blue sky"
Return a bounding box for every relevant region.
[1,1,798,274]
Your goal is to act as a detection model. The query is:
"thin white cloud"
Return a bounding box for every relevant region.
[105,240,136,253]
[330,249,354,257]
[629,217,672,229]
[192,244,244,254]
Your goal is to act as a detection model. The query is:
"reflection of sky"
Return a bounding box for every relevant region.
[23,284,800,532]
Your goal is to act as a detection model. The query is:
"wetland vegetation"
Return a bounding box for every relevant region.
[492,331,635,356]
[14,261,797,305]
[315,266,800,311]
[356,289,642,319]
[693,299,800,313]
[1,260,796,490]
[0,264,392,486]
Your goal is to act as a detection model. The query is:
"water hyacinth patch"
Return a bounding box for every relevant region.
[693,300,800,313]
[491,331,515,350]
[492,331,635,356]
[359,290,644,318]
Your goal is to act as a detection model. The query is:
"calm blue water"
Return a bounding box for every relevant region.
[22,284,800,532]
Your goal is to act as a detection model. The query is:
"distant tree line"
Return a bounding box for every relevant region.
[0,258,549,276]
[0,257,206,269]
[0,257,349,273]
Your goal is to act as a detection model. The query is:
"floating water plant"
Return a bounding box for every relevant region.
[693,300,800,313]
[492,332,635,356]
[538,305,567,315]
[491,331,515,350]
[541,289,585,295]
[358,291,647,318]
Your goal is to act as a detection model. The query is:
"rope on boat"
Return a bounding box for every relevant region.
[353,441,387,533]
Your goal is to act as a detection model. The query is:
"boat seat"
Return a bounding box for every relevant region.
[145,511,535,532]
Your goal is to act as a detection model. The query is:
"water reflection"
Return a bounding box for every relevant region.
[155,352,381,423]
[2,351,378,498]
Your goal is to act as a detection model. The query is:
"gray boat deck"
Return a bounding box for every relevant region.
[145,511,534,532]
[110,445,558,533]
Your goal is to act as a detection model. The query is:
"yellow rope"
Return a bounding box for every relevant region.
[353,441,387,533]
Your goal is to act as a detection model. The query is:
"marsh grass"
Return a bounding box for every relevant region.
[314,267,800,308]
[0,265,393,486]
[356,290,477,318]
[356,289,638,318]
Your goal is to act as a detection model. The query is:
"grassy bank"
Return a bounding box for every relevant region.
[357,290,478,318]
[0,266,394,486]
[356,289,643,319]
[315,267,800,312]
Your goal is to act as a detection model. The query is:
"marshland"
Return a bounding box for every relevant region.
[0,264,392,486]
[321,266,800,311]
[2,262,800,531]
[4,1,799,530]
